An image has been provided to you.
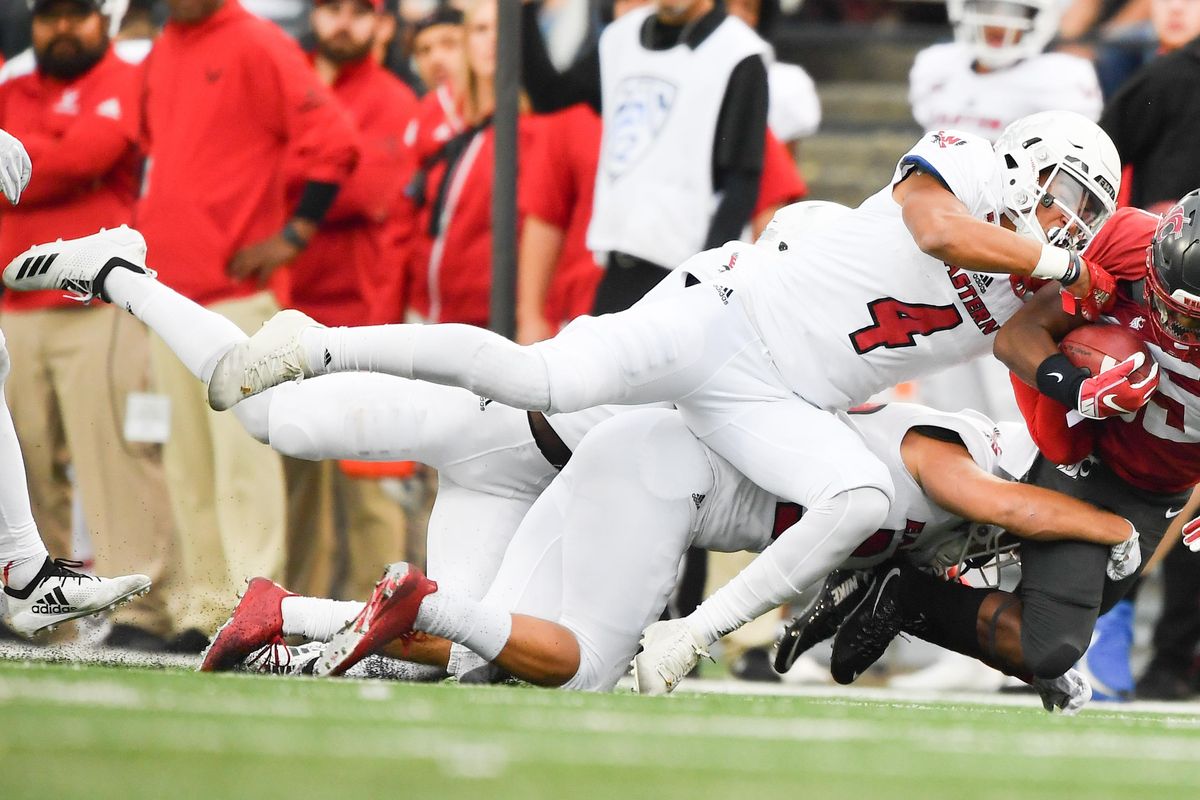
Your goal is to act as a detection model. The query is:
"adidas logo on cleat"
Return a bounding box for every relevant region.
[31,587,76,615]
[14,253,58,280]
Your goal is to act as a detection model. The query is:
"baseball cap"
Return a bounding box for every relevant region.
[29,0,105,15]
[313,0,386,12]
[412,5,464,36]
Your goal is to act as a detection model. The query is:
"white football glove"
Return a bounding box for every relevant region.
[0,129,32,205]
[1183,517,1200,552]
[1106,526,1141,582]
[1032,668,1092,716]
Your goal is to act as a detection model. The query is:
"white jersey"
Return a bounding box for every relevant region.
[712,131,1022,410]
[693,403,1035,570]
[588,6,767,269]
[909,43,1102,142]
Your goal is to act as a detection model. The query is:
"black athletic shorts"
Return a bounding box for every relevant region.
[1016,454,1191,671]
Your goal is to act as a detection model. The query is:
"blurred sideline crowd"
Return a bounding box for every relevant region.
[1,0,1199,700]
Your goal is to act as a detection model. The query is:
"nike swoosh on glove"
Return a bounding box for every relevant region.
[1183,517,1200,552]
[1106,527,1141,582]
[0,129,32,205]
[1061,256,1116,322]
[1076,355,1159,420]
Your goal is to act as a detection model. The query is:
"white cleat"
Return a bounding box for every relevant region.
[2,226,152,303]
[631,619,711,696]
[207,309,323,411]
[1033,668,1093,716]
[2,558,151,638]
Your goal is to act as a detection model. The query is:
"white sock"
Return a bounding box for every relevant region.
[280,596,365,642]
[302,325,417,378]
[105,269,247,383]
[414,591,512,662]
[301,324,552,411]
[0,385,48,586]
[2,553,47,592]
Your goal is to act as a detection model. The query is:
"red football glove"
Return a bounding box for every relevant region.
[1076,354,1160,419]
[1183,517,1200,552]
[1061,256,1117,322]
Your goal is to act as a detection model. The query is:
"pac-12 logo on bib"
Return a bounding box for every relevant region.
[604,76,678,179]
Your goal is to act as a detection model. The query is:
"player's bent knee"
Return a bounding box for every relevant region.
[838,486,891,535]
[1026,642,1086,680]
[561,638,624,692]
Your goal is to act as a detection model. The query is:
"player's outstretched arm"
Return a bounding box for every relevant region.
[907,431,1134,546]
[896,171,1103,304]
[897,171,1044,274]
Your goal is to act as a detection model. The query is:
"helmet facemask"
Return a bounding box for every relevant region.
[1003,161,1115,250]
[1146,198,1200,362]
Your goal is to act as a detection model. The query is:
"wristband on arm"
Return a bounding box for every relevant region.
[1035,353,1088,408]
[294,180,340,225]
[1031,245,1082,285]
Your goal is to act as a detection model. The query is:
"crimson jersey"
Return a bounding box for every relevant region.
[1014,207,1200,493]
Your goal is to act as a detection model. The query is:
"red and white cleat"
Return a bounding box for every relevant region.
[199,577,295,672]
[315,562,437,677]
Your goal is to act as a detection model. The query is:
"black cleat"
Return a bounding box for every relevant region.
[830,563,919,685]
[774,569,872,674]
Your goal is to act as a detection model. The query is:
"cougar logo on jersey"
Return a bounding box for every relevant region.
[604,76,677,179]
[1130,316,1146,330]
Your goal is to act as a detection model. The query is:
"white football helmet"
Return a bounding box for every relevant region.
[948,0,1062,70]
[994,110,1120,251]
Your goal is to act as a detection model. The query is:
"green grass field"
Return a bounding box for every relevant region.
[1,660,1198,800]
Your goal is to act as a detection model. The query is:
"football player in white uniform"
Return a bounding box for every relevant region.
[180,111,1121,688]
[910,0,1102,140]
[199,399,1125,714]
[0,130,150,638]
[910,0,1103,439]
[5,113,1120,683]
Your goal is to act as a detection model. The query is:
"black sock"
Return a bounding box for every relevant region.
[898,565,990,660]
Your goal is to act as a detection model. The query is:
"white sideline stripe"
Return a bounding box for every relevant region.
[670,678,1200,717]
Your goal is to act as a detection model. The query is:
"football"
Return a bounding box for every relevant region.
[1059,323,1156,381]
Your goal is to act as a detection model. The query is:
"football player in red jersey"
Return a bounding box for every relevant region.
[824,194,1200,688]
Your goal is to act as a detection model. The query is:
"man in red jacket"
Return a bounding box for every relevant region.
[137,0,359,636]
[0,0,176,648]
[280,0,419,601]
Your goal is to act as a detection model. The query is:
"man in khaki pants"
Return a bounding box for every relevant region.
[0,0,175,646]
[136,0,359,637]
